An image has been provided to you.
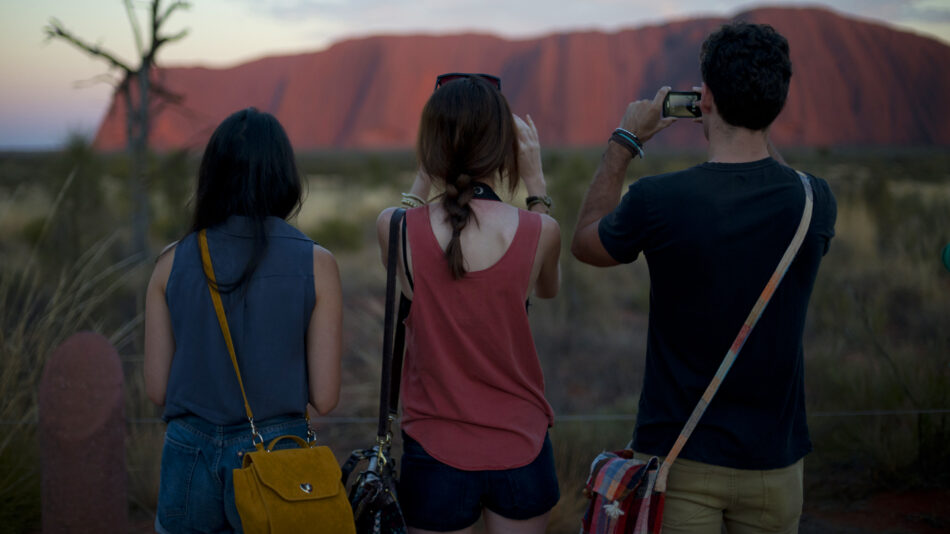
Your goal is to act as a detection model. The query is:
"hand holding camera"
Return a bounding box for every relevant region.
[619,87,677,144]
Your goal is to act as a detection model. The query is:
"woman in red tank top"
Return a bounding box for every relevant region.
[376,74,561,534]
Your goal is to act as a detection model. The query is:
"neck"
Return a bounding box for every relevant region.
[706,120,771,164]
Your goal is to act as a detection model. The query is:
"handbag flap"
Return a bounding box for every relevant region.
[243,444,343,501]
[585,450,657,502]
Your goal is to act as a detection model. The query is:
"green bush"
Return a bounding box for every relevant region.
[309,217,365,252]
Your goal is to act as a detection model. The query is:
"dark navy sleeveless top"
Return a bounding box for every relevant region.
[162,216,315,425]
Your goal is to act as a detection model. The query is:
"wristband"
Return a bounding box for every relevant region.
[526,195,553,210]
[610,128,645,159]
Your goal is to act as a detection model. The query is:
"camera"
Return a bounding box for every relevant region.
[662,91,701,118]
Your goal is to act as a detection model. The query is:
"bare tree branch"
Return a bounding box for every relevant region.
[123,0,145,57]
[44,18,134,74]
[143,1,190,64]
[46,0,189,257]
[150,0,160,46]
[158,1,191,28]
[72,73,122,89]
[161,28,190,45]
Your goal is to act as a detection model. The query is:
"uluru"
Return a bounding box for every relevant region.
[93,6,950,151]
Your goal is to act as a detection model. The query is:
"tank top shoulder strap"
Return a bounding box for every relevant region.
[508,209,543,269]
[406,205,443,264]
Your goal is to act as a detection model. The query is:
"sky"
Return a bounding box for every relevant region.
[1,0,948,150]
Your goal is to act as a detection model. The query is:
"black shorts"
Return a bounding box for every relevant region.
[397,431,560,531]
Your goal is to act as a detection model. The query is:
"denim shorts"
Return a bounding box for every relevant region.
[397,431,560,531]
[154,414,308,534]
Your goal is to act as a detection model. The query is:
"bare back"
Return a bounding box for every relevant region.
[384,199,559,301]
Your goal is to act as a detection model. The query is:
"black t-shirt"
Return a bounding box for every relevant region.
[598,157,836,469]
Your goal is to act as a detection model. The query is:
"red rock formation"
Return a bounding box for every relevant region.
[92,7,950,151]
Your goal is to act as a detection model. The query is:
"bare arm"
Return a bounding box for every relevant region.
[534,214,561,298]
[376,207,398,269]
[307,245,343,415]
[512,113,561,297]
[144,248,176,406]
[571,143,633,266]
[514,114,551,214]
[571,87,676,266]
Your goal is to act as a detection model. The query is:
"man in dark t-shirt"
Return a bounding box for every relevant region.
[571,22,836,533]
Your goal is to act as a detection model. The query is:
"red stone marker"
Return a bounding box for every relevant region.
[39,331,127,533]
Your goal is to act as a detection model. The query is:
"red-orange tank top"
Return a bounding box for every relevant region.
[401,205,555,470]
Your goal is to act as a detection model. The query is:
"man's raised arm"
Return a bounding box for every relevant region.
[571,87,676,266]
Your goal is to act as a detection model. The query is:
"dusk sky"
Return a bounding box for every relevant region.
[1,0,948,149]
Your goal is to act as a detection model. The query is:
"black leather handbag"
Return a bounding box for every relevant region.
[341,209,409,534]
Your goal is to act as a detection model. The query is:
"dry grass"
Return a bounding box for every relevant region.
[1,147,948,532]
[0,161,143,532]
[0,242,140,532]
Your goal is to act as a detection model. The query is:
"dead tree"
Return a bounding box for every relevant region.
[45,0,189,259]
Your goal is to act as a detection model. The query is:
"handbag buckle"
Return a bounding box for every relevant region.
[248,417,264,447]
[374,434,392,466]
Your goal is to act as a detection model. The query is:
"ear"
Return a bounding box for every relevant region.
[700,83,715,115]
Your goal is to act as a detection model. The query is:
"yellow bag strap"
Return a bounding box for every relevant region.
[199,229,261,444]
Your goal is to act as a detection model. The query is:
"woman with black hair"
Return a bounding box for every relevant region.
[376,74,561,534]
[145,108,343,533]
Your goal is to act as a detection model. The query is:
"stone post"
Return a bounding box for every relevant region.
[39,332,127,533]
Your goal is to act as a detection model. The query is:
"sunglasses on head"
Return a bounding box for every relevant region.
[434,72,502,92]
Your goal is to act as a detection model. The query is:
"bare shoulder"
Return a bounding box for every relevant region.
[149,242,177,292]
[312,243,339,273]
[154,241,178,275]
[376,207,399,233]
[158,240,179,258]
[537,212,561,242]
[537,212,560,231]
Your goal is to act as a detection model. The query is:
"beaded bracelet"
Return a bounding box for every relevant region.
[610,128,645,159]
[401,192,426,208]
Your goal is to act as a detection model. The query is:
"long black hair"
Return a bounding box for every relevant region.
[191,107,302,292]
[416,76,519,279]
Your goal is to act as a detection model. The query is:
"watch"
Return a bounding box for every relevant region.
[526,195,553,209]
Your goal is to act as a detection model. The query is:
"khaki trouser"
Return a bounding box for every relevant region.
[634,452,804,534]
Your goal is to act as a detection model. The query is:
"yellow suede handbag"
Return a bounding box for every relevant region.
[200,230,356,534]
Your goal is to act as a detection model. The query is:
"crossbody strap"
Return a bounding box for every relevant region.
[654,171,814,492]
[199,229,262,443]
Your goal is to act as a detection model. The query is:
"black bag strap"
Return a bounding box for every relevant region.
[389,209,412,413]
[402,215,413,290]
[390,295,410,416]
[377,209,407,441]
